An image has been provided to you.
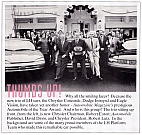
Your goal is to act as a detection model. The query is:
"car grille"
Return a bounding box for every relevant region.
[5,65,44,72]
[129,60,137,65]
[117,59,136,65]
[117,59,127,64]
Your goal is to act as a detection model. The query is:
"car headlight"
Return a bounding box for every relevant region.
[5,60,10,64]
[108,58,117,63]
[35,57,45,62]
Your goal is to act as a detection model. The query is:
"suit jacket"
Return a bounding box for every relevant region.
[85,38,100,58]
[37,38,49,54]
[56,39,70,56]
[98,35,109,53]
[71,39,87,56]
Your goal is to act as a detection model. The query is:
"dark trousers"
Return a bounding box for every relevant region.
[73,55,87,78]
[99,53,108,77]
[49,45,55,64]
[43,54,49,68]
[56,55,69,78]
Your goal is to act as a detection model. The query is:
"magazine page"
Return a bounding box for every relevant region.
[1,0,141,134]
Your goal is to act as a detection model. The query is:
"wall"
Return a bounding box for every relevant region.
[65,8,95,32]
[66,19,95,32]
[6,5,67,34]
[5,5,15,37]
[5,5,137,37]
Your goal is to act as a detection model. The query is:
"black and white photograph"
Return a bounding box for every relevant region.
[1,0,141,133]
[4,3,138,92]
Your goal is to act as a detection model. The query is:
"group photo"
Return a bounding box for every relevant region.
[4,4,137,92]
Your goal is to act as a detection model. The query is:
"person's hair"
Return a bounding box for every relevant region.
[73,30,77,35]
[96,30,99,33]
[108,33,112,36]
[40,34,42,38]
[58,30,64,35]
[99,30,104,33]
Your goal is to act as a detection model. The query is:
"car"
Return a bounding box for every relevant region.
[108,39,137,73]
[5,38,45,72]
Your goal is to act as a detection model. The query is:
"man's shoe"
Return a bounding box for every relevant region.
[85,77,89,81]
[54,77,61,81]
[97,76,103,81]
[73,77,77,81]
[90,74,95,79]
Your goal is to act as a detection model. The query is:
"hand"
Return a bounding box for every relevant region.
[62,54,66,58]
[82,51,86,56]
[100,48,104,51]
[55,58,58,65]
[55,60,58,65]
[69,53,73,60]
[106,41,109,45]
[37,47,41,50]
[54,45,57,51]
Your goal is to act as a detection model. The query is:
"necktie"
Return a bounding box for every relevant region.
[75,40,78,44]
[61,41,64,48]
[91,38,93,49]
[101,35,103,43]
[112,37,114,45]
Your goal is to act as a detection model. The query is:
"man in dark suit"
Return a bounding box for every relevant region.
[98,30,109,78]
[47,32,56,66]
[70,32,89,81]
[37,33,49,68]
[54,33,71,81]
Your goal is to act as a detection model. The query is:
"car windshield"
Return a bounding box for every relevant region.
[5,40,35,51]
[123,40,137,50]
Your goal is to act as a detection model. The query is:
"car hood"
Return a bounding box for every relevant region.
[117,49,136,55]
[113,55,136,60]
[5,50,44,63]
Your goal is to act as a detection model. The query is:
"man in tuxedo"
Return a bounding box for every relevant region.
[70,32,89,81]
[85,31,103,80]
[54,33,71,81]
[98,30,109,78]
